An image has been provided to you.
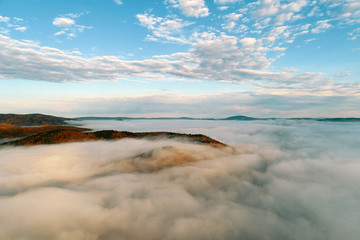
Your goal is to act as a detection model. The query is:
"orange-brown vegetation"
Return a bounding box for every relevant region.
[0,123,90,138]
[1,127,226,147]
[0,113,69,126]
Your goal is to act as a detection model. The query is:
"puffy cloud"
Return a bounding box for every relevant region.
[240,37,258,47]
[136,13,194,43]
[214,0,240,4]
[225,12,243,21]
[168,0,209,17]
[254,0,280,17]
[52,14,91,38]
[311,19,332,33]
[332,0,360,23]
[52,17,75,27]
[0,15,10,22]
[222,12,243,31]
[114,0,123,5]
[0,33,313,84]
[253,0,308,25]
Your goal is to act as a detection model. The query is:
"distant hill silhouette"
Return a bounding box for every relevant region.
[221,115,258,120]
[2,113,360,126]
[0,123,89,138]
[0,113,69,126]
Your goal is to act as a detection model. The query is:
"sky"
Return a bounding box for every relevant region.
[0,0,359,117]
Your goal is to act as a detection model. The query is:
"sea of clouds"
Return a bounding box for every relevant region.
[0,119,360,240]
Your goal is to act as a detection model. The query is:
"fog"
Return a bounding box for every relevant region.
[1,119,360,240]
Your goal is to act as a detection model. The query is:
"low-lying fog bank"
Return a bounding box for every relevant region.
[1,120,360,240]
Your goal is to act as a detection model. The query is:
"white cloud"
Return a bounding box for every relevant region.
[214,0,240,4]
[2,119,360,238]
[337,1,360,23]
[348,27,360,40]
[52,17,75,27]
[225,12,243,21]
[136,13,194,43]
[54,30,66,36]
[0,33,332,86]
[240,37,257,47]
[114,0,123,5]
[272,46,286,51]
[0,15,28,34]
[311,19,332,33]
[304,37,318,42]
[13,17,23,22]
[52,15,92,39]
[14,26,27,32]
[168,0,209,17]
[308,5,322,17]
[254,0,308,25]
[0,27,9,35]
[254,0,280,17]
[1,118,360,239]
[222,12,243,31]
[218,6,229,11]
[0,16,10,23]
[222,21,236,30]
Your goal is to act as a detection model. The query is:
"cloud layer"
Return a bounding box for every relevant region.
[0,120,360,239]
[2,92,359,118]
[0,33,336,87]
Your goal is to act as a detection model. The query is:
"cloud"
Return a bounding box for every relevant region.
[14,26,27,32]
[0,120,360,239]
[253,0,308,25]
[254,0,280,18]
[136,13,194,43]
[240,37,258,47]
[222,12,243,30]
[168,0,209,17]
[0,33,323,84]
[214,0,240,4]
[218,6,229,11]
[311,19,332,33]
[1,89,359,118]
[225,12,243,21]
[331,0,360,24]
[52,14,91,39]
[114,0,123,5]
[348,27,360,40]
[52,17,75,27]
[0,15,27,34]
[0,16,10,23]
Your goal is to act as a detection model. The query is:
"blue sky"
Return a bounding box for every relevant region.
[0,0,359,117]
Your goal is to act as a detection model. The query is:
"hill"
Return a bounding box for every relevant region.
[1,126,226,147]
[0,123,89,138]
[0,113,69,126]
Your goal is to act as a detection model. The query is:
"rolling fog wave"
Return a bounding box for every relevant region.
[0,120,360,240]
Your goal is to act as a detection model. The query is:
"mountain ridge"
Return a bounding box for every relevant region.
[1,113,360,126]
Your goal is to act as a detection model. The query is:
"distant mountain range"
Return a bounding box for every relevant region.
[1,113,360,127]
[1,113,359,147]
[74,115,360,122]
